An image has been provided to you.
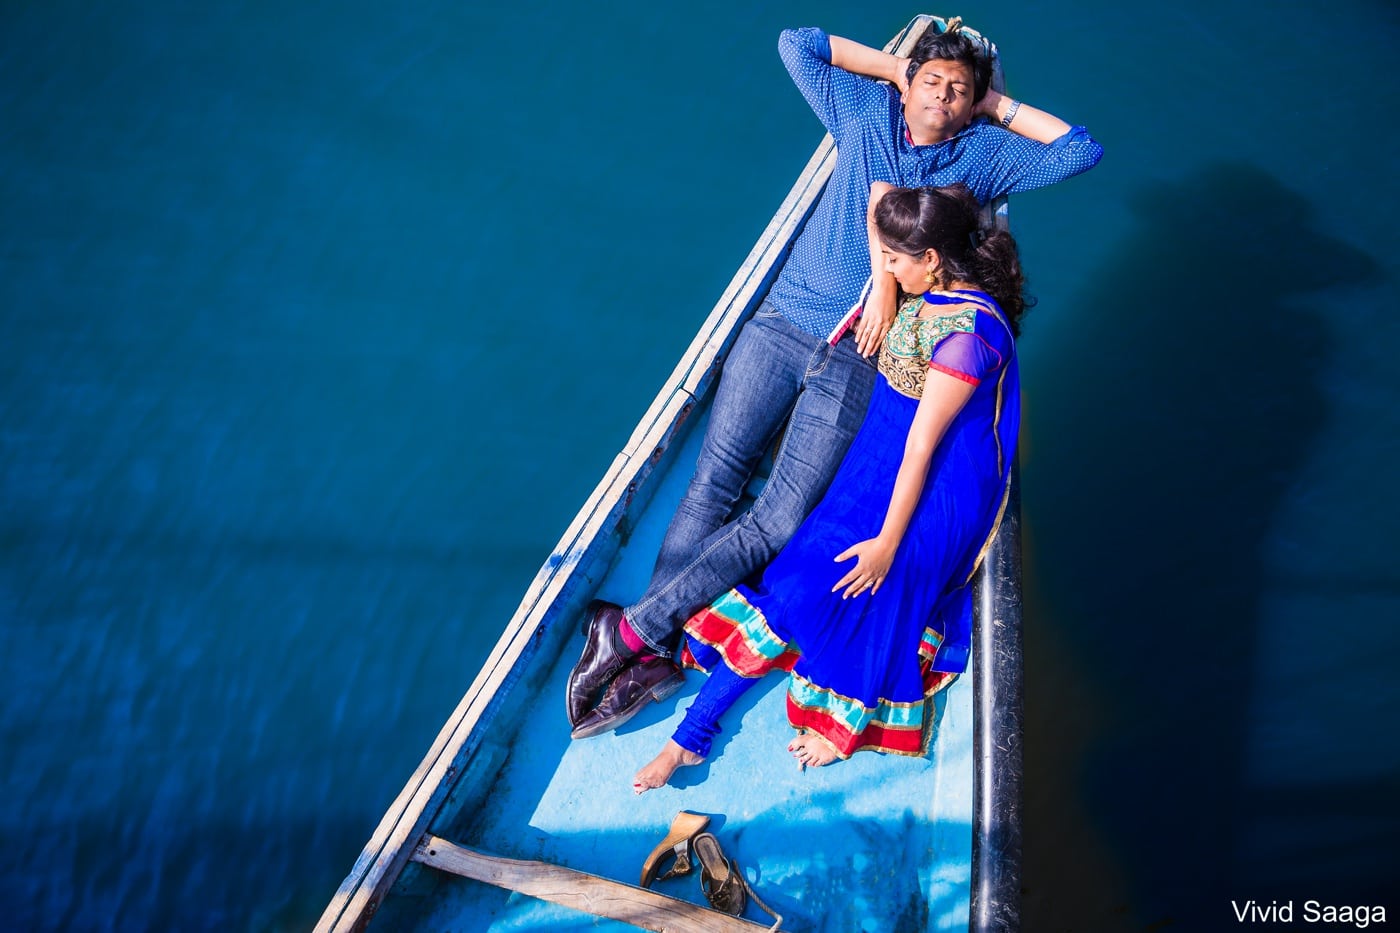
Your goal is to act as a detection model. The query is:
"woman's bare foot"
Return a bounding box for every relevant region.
[788,731,839,768]
[633,740,704,794]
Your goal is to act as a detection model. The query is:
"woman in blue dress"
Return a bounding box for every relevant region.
[635,182,1026,790]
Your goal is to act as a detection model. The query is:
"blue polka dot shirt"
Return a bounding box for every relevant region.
[768,27,1103,339]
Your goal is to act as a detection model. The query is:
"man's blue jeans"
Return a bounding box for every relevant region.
[626,304,877,654]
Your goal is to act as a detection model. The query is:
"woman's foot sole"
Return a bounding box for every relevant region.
[634,740,704,793]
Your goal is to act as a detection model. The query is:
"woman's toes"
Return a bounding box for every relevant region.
[789,733,838,767]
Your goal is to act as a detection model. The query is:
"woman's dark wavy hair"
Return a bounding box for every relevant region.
[905,27,993,103]
[874,184,1032,334]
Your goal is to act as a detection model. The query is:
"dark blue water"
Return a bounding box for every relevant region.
[3,2,1397,930]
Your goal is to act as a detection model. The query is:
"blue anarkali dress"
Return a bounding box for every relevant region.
[684,288,1020,757]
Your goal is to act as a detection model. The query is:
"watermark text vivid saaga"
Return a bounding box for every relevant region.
[1232,899,1387,928]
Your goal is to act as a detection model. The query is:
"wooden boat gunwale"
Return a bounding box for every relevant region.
[313,98,845,933]
[316,14,1023,932]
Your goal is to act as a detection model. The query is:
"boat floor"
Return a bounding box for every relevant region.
[382,415,976,933]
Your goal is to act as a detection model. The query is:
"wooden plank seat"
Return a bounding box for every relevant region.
[412,835,776,932]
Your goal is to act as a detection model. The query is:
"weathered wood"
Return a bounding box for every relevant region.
[412,836,774,933]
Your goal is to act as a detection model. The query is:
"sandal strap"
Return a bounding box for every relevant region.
[655,845,693,882]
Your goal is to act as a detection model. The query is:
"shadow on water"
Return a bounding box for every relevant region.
[1020,163,1391,929]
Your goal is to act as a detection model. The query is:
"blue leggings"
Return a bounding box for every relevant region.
[671,638,762,758]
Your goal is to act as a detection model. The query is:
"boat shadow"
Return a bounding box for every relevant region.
[1019,161,1390,929]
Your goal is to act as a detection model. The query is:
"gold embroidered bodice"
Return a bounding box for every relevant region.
[877,294,979,399]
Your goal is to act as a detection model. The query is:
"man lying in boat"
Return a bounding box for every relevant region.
[567,21,1101,740]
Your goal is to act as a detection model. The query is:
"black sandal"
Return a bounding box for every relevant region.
[691,831,783,930]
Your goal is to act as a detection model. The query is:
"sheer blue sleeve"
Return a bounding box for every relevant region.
[928,331,1003,386]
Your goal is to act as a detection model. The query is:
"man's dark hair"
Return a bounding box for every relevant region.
[905,28,993,102]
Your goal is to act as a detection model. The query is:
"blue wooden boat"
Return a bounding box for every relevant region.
[316,14,1023,932]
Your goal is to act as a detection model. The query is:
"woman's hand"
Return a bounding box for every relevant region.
[855,288,896,357]
[833,537,897,599]
[860,179,898,357]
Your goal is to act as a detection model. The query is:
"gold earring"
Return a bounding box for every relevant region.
[924,268,940,286]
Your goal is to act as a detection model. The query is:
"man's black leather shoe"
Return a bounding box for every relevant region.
[566,601,636,726]
[571,655,684,740]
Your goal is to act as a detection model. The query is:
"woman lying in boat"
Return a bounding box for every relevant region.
[567,22,1100,741]
[635,182,1026,790]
